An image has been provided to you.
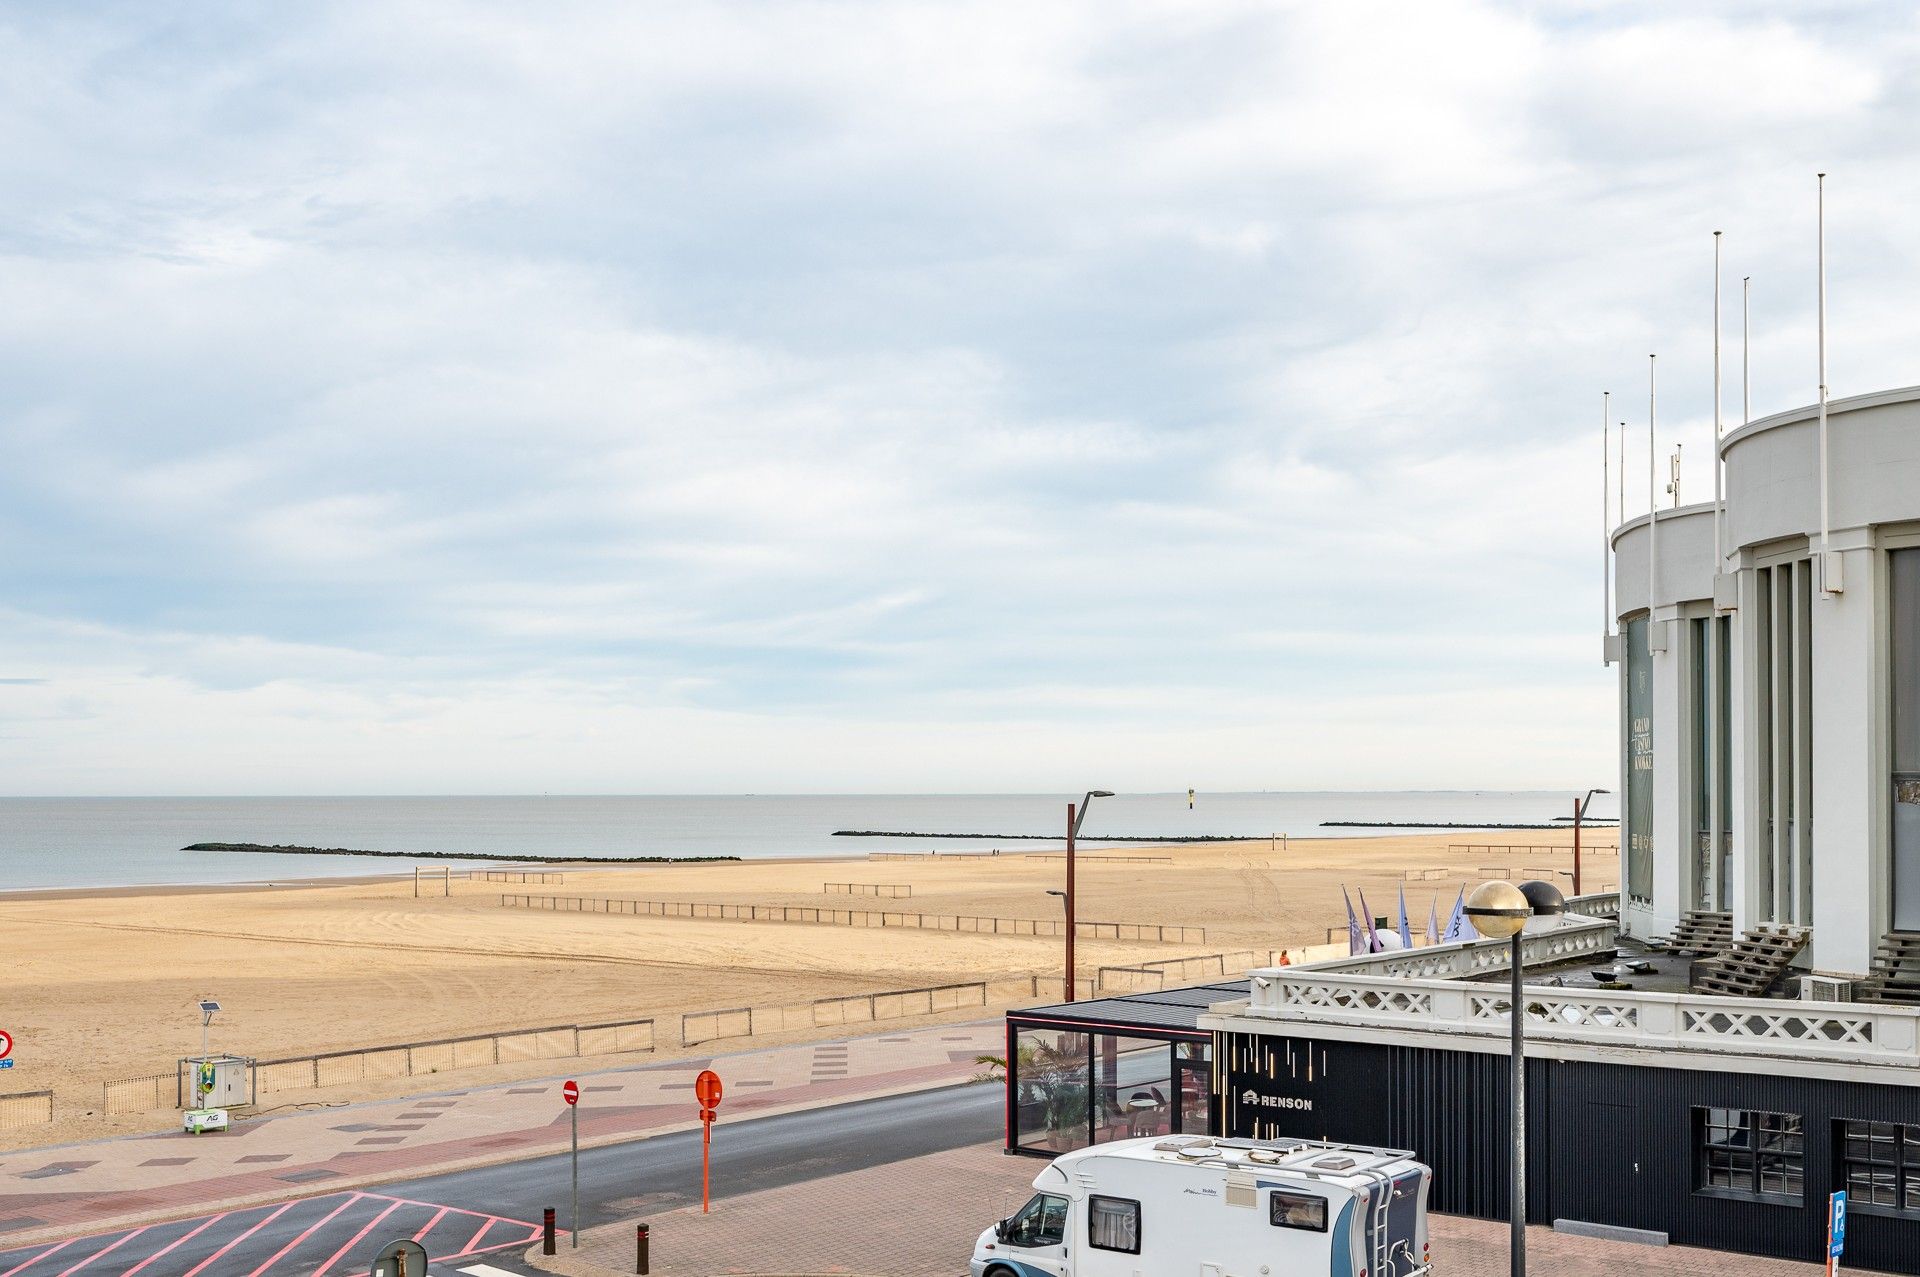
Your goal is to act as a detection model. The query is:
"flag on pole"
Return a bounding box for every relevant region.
[1396,887,1414,950]
[1441,887,1470,942]
[1426,894,1441,946]
[1342,886,1364,957]
[1357,888,1382,953]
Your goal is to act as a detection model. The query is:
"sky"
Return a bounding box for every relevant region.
[3,0,1919,795]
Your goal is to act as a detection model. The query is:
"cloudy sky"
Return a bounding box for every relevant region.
[3,1,1917,794]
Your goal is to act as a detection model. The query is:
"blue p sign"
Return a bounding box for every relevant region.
[1829,1190,1847,1258]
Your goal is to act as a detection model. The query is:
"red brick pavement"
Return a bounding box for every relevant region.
[528,1142,1871,1277]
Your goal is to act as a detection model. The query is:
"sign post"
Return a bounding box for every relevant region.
[563,1079,580,1248]
[695,1069,723,1214]
[368,1238,428,1277]
[1827,1189,1847,1276]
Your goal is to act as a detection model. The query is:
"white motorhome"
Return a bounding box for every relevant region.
[971,1135,1431,1277]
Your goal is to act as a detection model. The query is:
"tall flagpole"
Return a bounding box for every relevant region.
[1649,354,1658,611]
[1742,277,1752,426]
[1713,232,1723,570]
[1603,390,1612,648]
[1817,172,1834,594]
[1618,420,1626,525]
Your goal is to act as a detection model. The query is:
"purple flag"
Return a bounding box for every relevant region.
[1356,888,1383,953]
[1342,886,1364,956]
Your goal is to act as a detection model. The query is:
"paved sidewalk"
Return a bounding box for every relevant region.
[527,1142,1853,1277]
[0,1021,1002,1249]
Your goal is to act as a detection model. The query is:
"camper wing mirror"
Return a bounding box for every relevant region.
[994,1219,1010,1242]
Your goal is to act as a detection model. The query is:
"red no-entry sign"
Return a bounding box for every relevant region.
[561,1079,579,1106]
[695,1069,722,1112]
[0,1030,13,1061]
[695,1069,723,1213]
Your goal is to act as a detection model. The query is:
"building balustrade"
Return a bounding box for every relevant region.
[1221,966,1920,1070]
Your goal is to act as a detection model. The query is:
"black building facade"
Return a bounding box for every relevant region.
[1222,1028,1920,1274]
[1003,989,1920,1274]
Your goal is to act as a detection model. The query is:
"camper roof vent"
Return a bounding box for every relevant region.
[1154,1136,1211,1154]
[1247,1149,1282,1164]
[1311,1155,1358,1172]
[1176,1144,1215,1159]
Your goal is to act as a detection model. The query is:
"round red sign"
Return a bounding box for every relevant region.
[0,1030,11,1060]
[695,1069,723,1109]
[561,1079,580,1106]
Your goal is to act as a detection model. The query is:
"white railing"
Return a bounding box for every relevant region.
[1565,890,1620,918]
[1300,914,1618,981]
[1217,970,1920,1069]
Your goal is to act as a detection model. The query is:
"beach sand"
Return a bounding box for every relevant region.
[0,830,1616,1149]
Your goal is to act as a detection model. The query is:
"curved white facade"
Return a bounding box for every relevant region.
[1611,385,1920,975]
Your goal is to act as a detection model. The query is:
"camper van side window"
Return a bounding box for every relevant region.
[1006,1193,1069,1248]
[1087,1195,1140,1254]
[1270,1190,1328,1232]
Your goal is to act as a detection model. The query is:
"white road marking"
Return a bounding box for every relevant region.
[458,1265,522,1276]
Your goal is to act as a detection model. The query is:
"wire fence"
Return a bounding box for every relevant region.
[0,1090,53,1129]
[498,894,1206,944]
[823,882,912,897]
[475,869,566,884]
[1027,853,1175,864]
[102,1071,178,1115]
[865,850,1004,862]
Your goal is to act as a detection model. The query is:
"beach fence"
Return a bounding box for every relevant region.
[476,869,565,884]
[0,1090,53,1129]
[823,882,912,898]
[252,1017,656,1097]
[1094,950,1283,995]
[1449,842,1616,858]
[1028,853,1175,865]
[100,1018,655,1112]
[1402,867,1448,881]
[498,894,1207,945]
[680,979,1001,1047]
[865,850,1004,862]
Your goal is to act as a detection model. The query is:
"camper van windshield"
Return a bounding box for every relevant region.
[1006,1193,1069,1247]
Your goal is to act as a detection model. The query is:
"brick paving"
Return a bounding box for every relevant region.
[0,1021,1001,1250]
[528,1142,1861,1277]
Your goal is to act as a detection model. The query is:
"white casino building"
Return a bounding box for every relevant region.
[1610,384,1920,984]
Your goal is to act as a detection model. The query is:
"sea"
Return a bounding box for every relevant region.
[0,792,1619,892]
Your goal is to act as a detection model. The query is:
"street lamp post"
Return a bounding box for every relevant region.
[1062,790,1113,1003]
[1572,788,1611,896]
[1464,879,1565,1277]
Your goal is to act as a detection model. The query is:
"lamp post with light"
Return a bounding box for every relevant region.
[1062,790,1113,1003]
[1465,879,1565,1277]
[1572,788,1610,896]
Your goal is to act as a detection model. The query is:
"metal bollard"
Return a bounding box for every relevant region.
[636,1222,650,1274]
[543,1207,557,1255]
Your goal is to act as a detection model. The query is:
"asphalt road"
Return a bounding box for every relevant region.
[0,1081,1002,1275]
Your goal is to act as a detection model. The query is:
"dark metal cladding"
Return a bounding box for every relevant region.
[1218,1029,1920,1274]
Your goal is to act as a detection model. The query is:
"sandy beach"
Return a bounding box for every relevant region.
[0,830,1616,1149]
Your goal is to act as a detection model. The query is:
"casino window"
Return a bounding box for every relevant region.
[1837,1120,1920,1216]
[1694,1107,1804,1203]
[1270,1189,1328,1232]
[1088,1195,1141,1253]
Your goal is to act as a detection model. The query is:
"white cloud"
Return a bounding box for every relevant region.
[0,0,1914,792]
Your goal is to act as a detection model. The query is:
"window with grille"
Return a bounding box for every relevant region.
[1695,1107,1804,1203]
[1088,1194,1140,1253]
[1838,1120,1920,1216]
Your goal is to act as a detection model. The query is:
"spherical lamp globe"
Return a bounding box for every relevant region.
[1517,880,1566,918]
[1463,880,1530,941]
